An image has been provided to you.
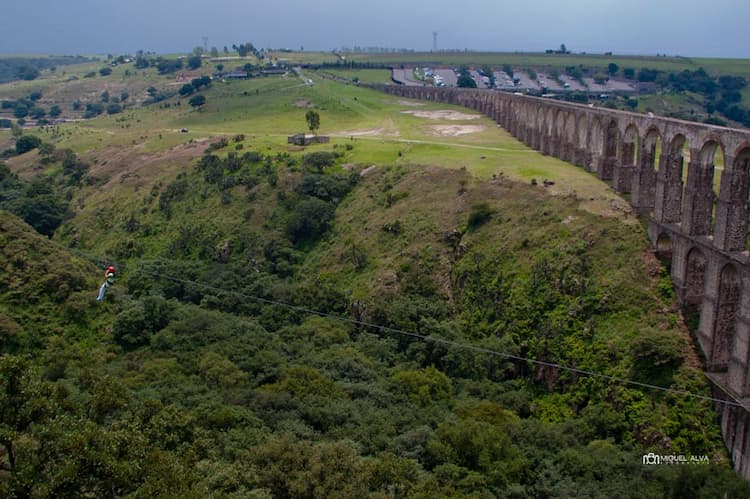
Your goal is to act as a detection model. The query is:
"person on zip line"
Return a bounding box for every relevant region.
[96,265,116,302]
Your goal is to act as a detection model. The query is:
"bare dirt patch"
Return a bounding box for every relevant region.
[293,99,313,108]
[91,140,210,190]
[397,99,426,107]
[428,125,487,137]
[401,110,481,121]
[335,128,401,137]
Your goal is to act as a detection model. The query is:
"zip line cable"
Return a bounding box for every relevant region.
[134,268,745,409]
[58,246,742,409]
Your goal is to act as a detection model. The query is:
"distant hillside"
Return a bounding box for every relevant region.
[0,55,93,83]
[0,210,100,352]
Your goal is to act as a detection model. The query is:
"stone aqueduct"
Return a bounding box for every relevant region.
[371,83,750,477]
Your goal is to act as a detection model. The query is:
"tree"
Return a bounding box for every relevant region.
[134,56,150,69]
[48,105,61,118]
[210,46,219,57]
[560,43,567,54]
[502,64,514,78]
[305,110,320,134]
[189,95,206,108]
[99,67,113,76]
[480,64,495,87]
[608,63,619,76]
[13,104,28,119]
[179,84,194,97]
[216,64,224,72]
[187,55,202,70]
[15,135,41,154]
[456,67,477,88]
[28,107,46,120]
[17,66,39,81]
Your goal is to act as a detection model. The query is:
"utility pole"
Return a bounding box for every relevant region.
[433,32,438,52]
[202,36,208,53]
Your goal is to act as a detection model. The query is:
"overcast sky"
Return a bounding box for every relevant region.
[3,0,749,58]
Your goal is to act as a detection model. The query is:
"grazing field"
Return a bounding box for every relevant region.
[12,69,628,221]
[264,50,750,77]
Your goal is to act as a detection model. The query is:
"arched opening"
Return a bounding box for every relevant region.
[714,144,725,217]
[646,129,663,177]
[684,140,720,236]
[631,128,662,214]
[655,232,673,270]
[622,125,639,167]
[711,263,741,371]
[614,124,639,194]
[684,247,707,331]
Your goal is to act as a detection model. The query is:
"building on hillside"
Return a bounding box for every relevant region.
[287,133,330,146]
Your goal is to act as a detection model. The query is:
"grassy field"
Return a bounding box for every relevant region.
[311,68,393,84]
[263,50,750,77]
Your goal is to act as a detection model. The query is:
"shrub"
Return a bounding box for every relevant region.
[467,202,494,231]
[285,197,336,243]
[301,151,336,173]
[15,135,41,154]
[112,296,174,349]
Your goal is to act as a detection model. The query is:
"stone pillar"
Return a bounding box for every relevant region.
[614,140,634,193]
[729,275,750,397]
[714,160,749,253]
[698,257,723,365]
[653,152,684,224]
[551,136,562,159]
[540,133,551,155]
[681,158,716,236]
[669,233,690,300]
[519,124,528,145]
[584,151,595,173]
[531,129,541,151]
[561,141,573,163]
[573,147,586,168]
[598,155,616,181]
[710,265,740,372]
[613,147,633,195]
[739,415,750,479]
[631,144,656,214]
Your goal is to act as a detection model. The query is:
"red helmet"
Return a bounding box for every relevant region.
[106,266,115,273]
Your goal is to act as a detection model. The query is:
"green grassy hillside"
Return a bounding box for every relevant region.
[2,58,750,497]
